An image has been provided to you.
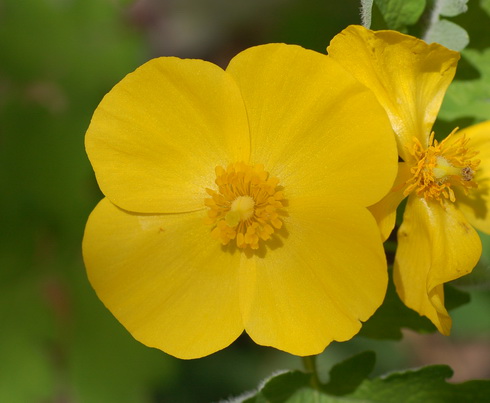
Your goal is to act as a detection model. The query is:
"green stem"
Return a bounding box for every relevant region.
[302,355,321,390]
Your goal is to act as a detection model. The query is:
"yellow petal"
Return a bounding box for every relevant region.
[226,43,397,207]
[328,25,459,161]
[238,199,388,356]
[369,162,411,241]
[454,121,490,233]
[86,57,250,214]
[82,198,243,359]
[394,195,481,335]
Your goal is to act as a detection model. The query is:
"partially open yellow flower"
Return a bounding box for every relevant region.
[83,43,397,359]
[328,25,490,335]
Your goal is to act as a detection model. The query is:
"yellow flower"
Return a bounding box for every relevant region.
[328,25,490,335]
[82,44,397,359]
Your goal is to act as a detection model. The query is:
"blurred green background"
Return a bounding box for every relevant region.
[1,0,489,402]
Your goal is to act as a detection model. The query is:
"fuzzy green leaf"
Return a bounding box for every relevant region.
[438,0,468,17]
[323,352,376,396]
[424,19,469,50]
[374,0,426,30]
[242,353,490,403]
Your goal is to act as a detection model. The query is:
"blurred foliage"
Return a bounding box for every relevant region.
[243,351,490,402]
[1,0,489,402]
[359,271,470,340]
[0,0,172,402]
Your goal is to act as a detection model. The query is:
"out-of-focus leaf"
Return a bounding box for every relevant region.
[359,270,469,339]
[0,0,181,401]
[0,279,55,403]
[244,371,313,403]
[374,0,426,31]
[482,0,490,16]
[323,351,375,396]
[453,230,490,289]
[421,0,469,51]
[438,0,469,17]
[270,0,360,52]
[424,18,469,50]
[69,263,176,403]
[359,272,434,340]
[440,48,490,121]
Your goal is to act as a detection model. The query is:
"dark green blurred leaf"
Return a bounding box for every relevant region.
[359,270,469,339]
[453,230,490,289]
[0,0,179,401]
[374,0,426,31]
[0,279,56,403]
[359,272,434,339]
[246,371,313,403]
[323,351,376,396]
[270,0,360,53]
[69,264,175,403]
[483,0,490,16]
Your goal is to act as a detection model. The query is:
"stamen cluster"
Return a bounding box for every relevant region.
[404,130,480,204]
[205,162,284,249]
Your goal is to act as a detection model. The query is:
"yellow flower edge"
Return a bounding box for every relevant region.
[328,25,459,162]
[329,25,490,335]
[83,43,398,358]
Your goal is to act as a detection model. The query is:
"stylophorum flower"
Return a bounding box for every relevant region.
[328,25,490,335]
[83,43,397,359]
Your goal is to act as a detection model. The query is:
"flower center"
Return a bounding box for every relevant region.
[205,162,284,250]
[404,129,480,203]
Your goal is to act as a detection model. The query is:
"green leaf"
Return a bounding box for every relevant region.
[452,230,490,289]
[348,365,490,402]
[359,270,469,340]
[424,19,469,50]
[358,272,434,339]
[482,0,490,16]
[242,353,490,403]
[439,48,490,122]
[438,0,469,17]
[374,0,426,30]
[243,371,312,403]
[421,0,469,51]
[323,351,376,396]
[360,0,374,28]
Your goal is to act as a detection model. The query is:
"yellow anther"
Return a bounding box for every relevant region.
[404,129,479,204]
[205,162,285,249]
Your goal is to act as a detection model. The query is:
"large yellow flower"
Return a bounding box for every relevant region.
[328,25,490,335]
[82,43,397,359]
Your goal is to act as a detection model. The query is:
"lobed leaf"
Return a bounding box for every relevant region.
[241,352,490,403]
